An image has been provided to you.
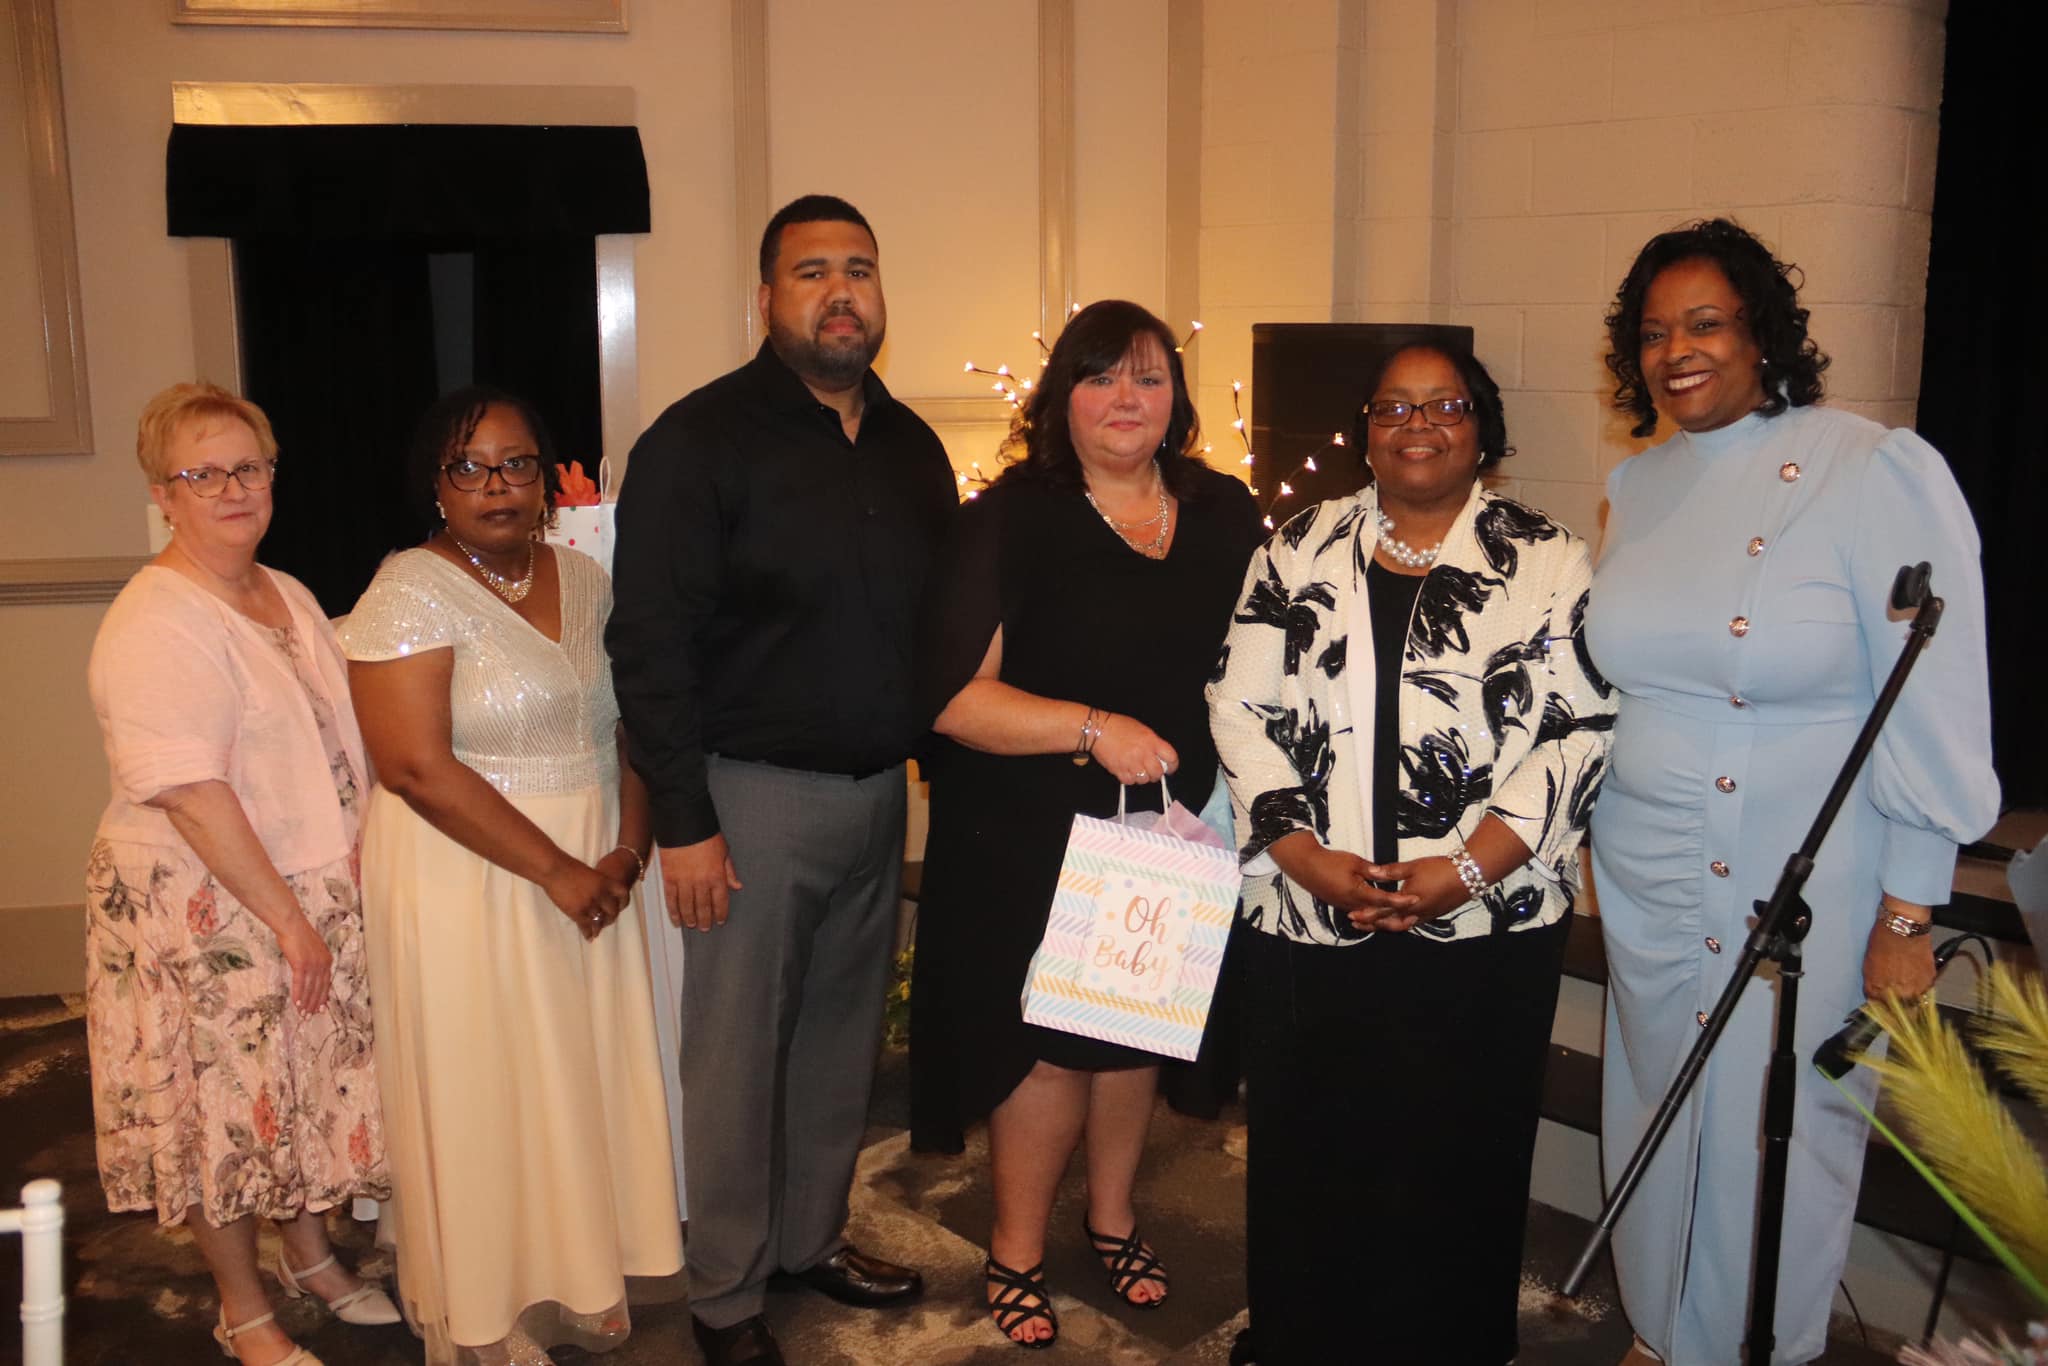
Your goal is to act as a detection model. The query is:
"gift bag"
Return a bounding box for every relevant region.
[1020,778,1243,1060]
[546,458,614,574]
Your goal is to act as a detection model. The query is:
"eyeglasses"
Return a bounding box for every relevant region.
[1364,398,1474,427]
[170,459,276,498]
[441,456,543,491]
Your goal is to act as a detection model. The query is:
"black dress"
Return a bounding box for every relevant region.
[909,467,1263,1150]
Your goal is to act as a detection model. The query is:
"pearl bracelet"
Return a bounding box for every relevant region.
[1449,847,1490,900]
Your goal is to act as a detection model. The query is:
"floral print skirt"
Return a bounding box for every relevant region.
[83,837,390,1226]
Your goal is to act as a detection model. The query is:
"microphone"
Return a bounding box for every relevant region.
[1813,934,1964,1080]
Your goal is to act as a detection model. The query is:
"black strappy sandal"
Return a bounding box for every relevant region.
[984,1256,1059,1350]
[1083,1220,1170,1309]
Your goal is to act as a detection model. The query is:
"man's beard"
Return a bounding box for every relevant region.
[770,311,883,388]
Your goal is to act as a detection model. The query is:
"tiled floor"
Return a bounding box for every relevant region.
[0,994,1914,1364]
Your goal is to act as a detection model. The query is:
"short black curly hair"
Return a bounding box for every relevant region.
[1351,343,1514,472]
[408,385,564,538]
[1604,218,1829,439]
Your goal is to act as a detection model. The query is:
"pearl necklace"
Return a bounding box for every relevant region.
[1084,460,1172,559]
[1374,508,1441,570]
[449,533,536,603]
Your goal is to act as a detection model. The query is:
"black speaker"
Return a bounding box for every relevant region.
[1248,322,1473,522]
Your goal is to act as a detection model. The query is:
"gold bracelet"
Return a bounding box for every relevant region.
[611,844,647,882]
[1877,908,1932,939]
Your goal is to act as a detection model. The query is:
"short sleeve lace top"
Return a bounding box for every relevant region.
[338,547,619,798]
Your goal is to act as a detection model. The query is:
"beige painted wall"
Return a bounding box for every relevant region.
[0,0,738,565]
[0,0,1183,990]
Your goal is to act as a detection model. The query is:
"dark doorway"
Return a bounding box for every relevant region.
[165,120,649,616]
[235,234,602,615]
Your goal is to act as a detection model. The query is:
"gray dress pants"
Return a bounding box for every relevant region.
[680,755,905,1328]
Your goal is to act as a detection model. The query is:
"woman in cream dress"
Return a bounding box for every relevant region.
[341,387,681,1365]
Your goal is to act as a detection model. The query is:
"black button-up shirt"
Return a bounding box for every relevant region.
[607,342,958,847]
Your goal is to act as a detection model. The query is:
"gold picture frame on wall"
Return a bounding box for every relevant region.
[0,0,92,458]
[172,0,626,32]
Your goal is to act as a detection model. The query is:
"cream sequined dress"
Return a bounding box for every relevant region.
[339,547,681,1366]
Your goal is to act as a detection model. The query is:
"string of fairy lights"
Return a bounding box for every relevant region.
[962,311,1345,529]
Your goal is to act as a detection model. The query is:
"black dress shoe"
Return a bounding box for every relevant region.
[795,1244,925,1307]
[691,1314,785,1366]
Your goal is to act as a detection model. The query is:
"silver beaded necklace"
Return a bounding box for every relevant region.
[1374,508,1441,570]
[448,533,536,603]
[1084,459,1172,559]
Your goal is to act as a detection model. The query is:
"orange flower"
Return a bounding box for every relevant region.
[253,1088,279,1147]
[348,1116,373,1170]
[186,881,220,937]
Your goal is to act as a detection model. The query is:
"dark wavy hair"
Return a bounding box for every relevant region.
[408,386,564,537]
[1351,343,1514,473]
[1604,218,1829,438]
[994,299,1210,500]
[759,194,876,283]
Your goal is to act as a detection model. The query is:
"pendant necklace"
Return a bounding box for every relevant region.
[1085,459,1172,559]
[448,533,536,603]
[1374,508,1441,570]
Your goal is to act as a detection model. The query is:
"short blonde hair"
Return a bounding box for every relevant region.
[135,381,278,484]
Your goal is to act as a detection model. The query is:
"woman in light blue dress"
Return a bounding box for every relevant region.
[1585,219,1999,1366]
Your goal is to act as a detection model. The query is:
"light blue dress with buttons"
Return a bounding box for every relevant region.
[1585,403,1998,1365]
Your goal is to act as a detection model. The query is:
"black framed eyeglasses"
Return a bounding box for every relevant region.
[1364,398,1474,427]
[170,459,276,498]
[441,456,543,491]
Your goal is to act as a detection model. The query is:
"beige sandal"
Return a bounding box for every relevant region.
[277,1252,402,1326]
[213,1308,324,1365]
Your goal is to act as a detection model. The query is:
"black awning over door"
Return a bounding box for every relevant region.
[166,123,650,238]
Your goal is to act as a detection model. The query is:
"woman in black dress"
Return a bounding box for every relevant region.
[911,300,1262,1348]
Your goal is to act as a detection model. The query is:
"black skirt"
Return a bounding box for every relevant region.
[1241,916,1569,1365]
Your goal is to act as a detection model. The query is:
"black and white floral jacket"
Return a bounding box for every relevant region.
[1206,483,1615,944]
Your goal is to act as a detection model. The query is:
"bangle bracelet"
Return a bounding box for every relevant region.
[612,844,647,883]
[1071,706,1106,766]
[1448,848,1489,900]
[1878,908,1931,939]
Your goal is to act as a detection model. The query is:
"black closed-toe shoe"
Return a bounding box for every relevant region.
[691,1314,785,1366]
[794,1244,924,1308]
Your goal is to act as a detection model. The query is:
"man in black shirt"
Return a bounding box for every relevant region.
[607,195,957,1366]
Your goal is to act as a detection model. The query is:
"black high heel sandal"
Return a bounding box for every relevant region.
[1083,1220,1170,1309]
[984,1256,1059,1350]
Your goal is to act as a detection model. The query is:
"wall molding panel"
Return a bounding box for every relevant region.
[0,0,92,458]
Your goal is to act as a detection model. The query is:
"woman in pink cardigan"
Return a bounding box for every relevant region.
[84,383,396,1366]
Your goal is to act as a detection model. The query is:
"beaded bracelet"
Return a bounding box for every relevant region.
[1448,847,1489,900]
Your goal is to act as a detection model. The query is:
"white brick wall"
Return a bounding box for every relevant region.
[1194,0,1946,535]
[1442,0,1947,537]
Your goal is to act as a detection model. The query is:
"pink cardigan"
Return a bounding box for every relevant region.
[88,565,367,876]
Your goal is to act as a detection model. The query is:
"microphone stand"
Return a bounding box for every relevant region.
[1561,563,1946,1363]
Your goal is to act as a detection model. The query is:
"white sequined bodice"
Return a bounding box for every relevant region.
[339,547,619,797]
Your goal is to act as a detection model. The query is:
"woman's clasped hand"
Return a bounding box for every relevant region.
[541,851,634,939]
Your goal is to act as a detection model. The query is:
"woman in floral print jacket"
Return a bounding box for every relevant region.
[1208,344,1615,1366]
